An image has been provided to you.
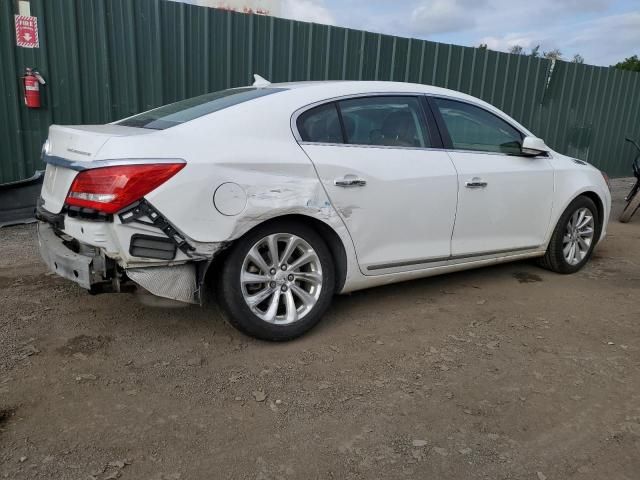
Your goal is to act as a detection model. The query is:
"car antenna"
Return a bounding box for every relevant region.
[252,74,271,87]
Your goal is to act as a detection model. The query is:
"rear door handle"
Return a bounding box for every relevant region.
[335,175,367,187]
[465,178,488,189]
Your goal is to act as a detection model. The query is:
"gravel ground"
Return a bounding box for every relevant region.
[1,178,639,480]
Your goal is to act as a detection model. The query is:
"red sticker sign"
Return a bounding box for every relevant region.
[15,15,39,48]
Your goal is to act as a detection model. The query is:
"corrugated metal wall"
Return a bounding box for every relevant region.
[2,0,640,183]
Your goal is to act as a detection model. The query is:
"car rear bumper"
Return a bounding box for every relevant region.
[37,222,108,290]
[38,221,204,303]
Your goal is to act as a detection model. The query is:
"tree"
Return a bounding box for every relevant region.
[509,45,524,55]
[478,43,488,50]
[613,55,640,72]
[543,49,562,61]
[572,54,584,64]
[530,45,540,57]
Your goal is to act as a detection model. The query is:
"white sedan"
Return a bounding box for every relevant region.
[37,79,611,340]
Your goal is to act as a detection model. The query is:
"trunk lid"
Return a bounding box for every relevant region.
[41,124,153,213]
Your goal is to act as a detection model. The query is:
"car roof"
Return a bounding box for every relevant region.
[261,80,533,136]
[265,80,454,95]
[259,80,497,112]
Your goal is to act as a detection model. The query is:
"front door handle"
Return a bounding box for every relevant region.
[335,175,367,187]
[465,178,488,189]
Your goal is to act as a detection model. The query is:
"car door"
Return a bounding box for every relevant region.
[429,97,554,256]
[296,95,458,274]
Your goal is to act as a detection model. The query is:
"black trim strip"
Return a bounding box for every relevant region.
[334,102,348,144]
[42,154,186,171]
[367,246,540,271]
[419,96,444,149]
[43,154,90,171]
[426,96,453,149]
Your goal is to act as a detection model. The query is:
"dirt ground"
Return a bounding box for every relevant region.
[1,179,639,480]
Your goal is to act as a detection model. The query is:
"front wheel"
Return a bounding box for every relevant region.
[215,221,335,341]
[538,196,600,274]
[619,189,640,223]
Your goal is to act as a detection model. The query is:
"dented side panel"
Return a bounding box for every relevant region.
[301,143,459,275]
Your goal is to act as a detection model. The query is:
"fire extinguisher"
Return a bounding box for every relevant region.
[22,67,46,108]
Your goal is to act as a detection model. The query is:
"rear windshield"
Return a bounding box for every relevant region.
[117,87,286,130]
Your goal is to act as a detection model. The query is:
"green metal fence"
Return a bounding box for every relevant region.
[2,0,640,184]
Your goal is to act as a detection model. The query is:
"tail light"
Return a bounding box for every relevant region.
[65,163,185,214]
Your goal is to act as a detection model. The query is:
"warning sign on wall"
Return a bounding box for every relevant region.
[15,15,39,48]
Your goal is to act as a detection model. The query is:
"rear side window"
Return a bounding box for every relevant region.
[297,103,344,144]
[433,98,522,154]
[338,96,430,148]
[117,87,286,130]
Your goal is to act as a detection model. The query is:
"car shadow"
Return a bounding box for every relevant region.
[315,258,547,335]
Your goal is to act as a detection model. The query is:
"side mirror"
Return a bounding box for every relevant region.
[521,136,550,156]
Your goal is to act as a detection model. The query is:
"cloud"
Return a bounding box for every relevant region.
[169,0,638,67]
[550,0,610,11]
[480,34,537,52]
[479,11,640,65]
[409,0,483,35]
[281,0,335,25]
[563,12,640,65]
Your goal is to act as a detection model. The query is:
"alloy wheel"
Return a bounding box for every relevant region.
[240,233,323,324]
[562,207,595,265]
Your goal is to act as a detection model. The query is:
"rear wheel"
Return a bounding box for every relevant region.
[216,221,335,341]
[619,190,640,223]
[539,196,599,274]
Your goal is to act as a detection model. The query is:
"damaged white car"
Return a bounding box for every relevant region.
[37,79,611,340]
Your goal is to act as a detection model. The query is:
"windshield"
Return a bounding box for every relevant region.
[117,87,287,130]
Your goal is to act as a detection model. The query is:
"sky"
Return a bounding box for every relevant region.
[180,0,640,67]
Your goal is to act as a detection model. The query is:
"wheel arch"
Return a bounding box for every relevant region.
[580,191,604,228]
[572,190,605,243]
[205,213,349,294]
[547,189,606,247]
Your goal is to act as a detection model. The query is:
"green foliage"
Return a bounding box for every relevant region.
[613,55,640,72]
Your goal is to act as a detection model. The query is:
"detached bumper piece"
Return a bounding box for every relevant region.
[126,264,198,304]
[35,198,65,230]
[119,200,194,255]
[37,222,115,291]
[129,234,176,260]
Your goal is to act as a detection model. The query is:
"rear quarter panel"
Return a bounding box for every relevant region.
[129,99,341,243]
[104,93,360,287]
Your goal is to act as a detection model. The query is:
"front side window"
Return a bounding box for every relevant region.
[118,87,286,130]
[338,96,430,148]
[297,103,344,144]
[433,98,522,155]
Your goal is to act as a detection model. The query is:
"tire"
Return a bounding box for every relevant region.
[215,220,335,341]
[538,196,600,274]
[619,191,640,223]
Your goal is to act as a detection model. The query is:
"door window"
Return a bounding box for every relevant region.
[433,98,522,154]
[297,103,344,144]
[338,96,430,148]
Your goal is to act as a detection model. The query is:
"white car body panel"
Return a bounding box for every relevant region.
[301,143,458,274]
[41,163,78,214]
[36,80,611,302]
[447,150,555,255]
[545,154,611,242]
